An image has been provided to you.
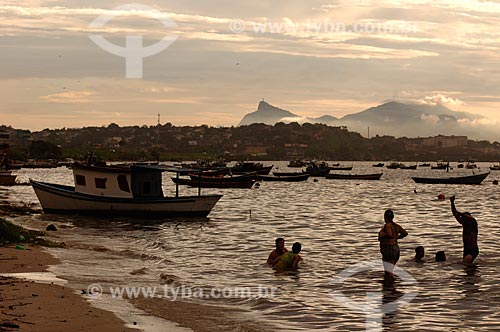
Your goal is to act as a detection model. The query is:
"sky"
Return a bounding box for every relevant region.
[1,0,500,131]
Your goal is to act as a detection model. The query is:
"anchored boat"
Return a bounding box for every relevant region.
[411,172,490,185]
[30,163,222,217]
[325,173,383,180]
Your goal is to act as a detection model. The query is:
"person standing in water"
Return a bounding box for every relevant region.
[378,209,408,279]
[267,238,288,265]
[450,196,479,264]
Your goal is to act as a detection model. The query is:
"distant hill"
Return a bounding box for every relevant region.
[238,101,298,126]
[311,115,339,124]
[237,100,500,140]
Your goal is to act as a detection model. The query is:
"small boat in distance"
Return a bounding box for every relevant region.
[188,172,256,182]
[256,174,309,182]
[490,163,500,171]
[325,173,383,180]
[465,161,478,169]
[431,161,449,170]
[386,162,401,169]
[419,162,431,167]
[411,172,490,185]
[399,164,417,170]
[31,162,222,217]
[329,165,353,171]
[305,162,330,176]
[230,162,273,175]
[288,160,306,168]
[372,162,384,167]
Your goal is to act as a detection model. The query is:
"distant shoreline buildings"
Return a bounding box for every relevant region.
[1,123,499,162]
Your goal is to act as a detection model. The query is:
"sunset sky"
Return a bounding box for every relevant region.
[1,0,500,130]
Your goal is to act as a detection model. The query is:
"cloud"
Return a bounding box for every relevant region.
[420,113,440,125]
[457,117,500,127]
[40,90,96,103]
[279,116,310,123]
[419,94,466,107]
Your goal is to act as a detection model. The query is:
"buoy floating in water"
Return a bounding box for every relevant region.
[437,194,446,200]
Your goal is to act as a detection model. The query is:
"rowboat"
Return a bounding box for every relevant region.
[386,162,400,169]
[30,163,222,217]
[400,164,417,170]
[411,172,490,185]
[188,172,256,182]
[325,173,383,180]
[256,174,310,182]
[230,162,273,175]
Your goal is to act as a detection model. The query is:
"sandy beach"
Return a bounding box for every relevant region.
[0,244,136,332]
[132,297,271,332]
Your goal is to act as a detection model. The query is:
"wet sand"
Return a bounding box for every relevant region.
[0,245,136,332]
[132,297,272,332]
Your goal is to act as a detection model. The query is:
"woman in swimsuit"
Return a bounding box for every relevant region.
[378,209,408,280]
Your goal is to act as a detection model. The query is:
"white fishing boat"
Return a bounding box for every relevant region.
[30,163,222,218]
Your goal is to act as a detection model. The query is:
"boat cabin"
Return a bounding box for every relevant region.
[73,163,163,198]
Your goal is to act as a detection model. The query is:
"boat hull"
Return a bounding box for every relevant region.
[31,180,222,217]
[411,173,490,185]
[188,172,256,182]
[256,174,310,182]
[325,173,383,180]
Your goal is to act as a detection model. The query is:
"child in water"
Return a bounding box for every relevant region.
[273,242,302,270]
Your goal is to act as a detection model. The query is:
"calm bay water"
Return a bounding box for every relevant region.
[4,162,500,331]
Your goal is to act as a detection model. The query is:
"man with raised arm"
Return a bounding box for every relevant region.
[450,196,479,264]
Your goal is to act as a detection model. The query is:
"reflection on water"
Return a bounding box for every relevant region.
[5,162,500,331]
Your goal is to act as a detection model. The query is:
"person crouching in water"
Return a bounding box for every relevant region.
[273,242,302,270]
[415,246,425,263]
[378,209,408,280]
[267,237,288,265]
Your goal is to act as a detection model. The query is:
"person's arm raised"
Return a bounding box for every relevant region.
[450,196,464,224]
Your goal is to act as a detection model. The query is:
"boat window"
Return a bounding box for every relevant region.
[75,175,86,186]
[95,178,107,189]
[117,175,130,192]
[143,181,151,194]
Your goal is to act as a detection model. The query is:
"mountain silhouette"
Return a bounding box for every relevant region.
[237,100,499,140]
[238,101,298,126]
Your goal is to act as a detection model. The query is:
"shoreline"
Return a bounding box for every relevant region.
[0,244,137,332]
[0,224,276,332]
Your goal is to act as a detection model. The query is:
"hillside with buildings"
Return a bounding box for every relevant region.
[1,123,499,162]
